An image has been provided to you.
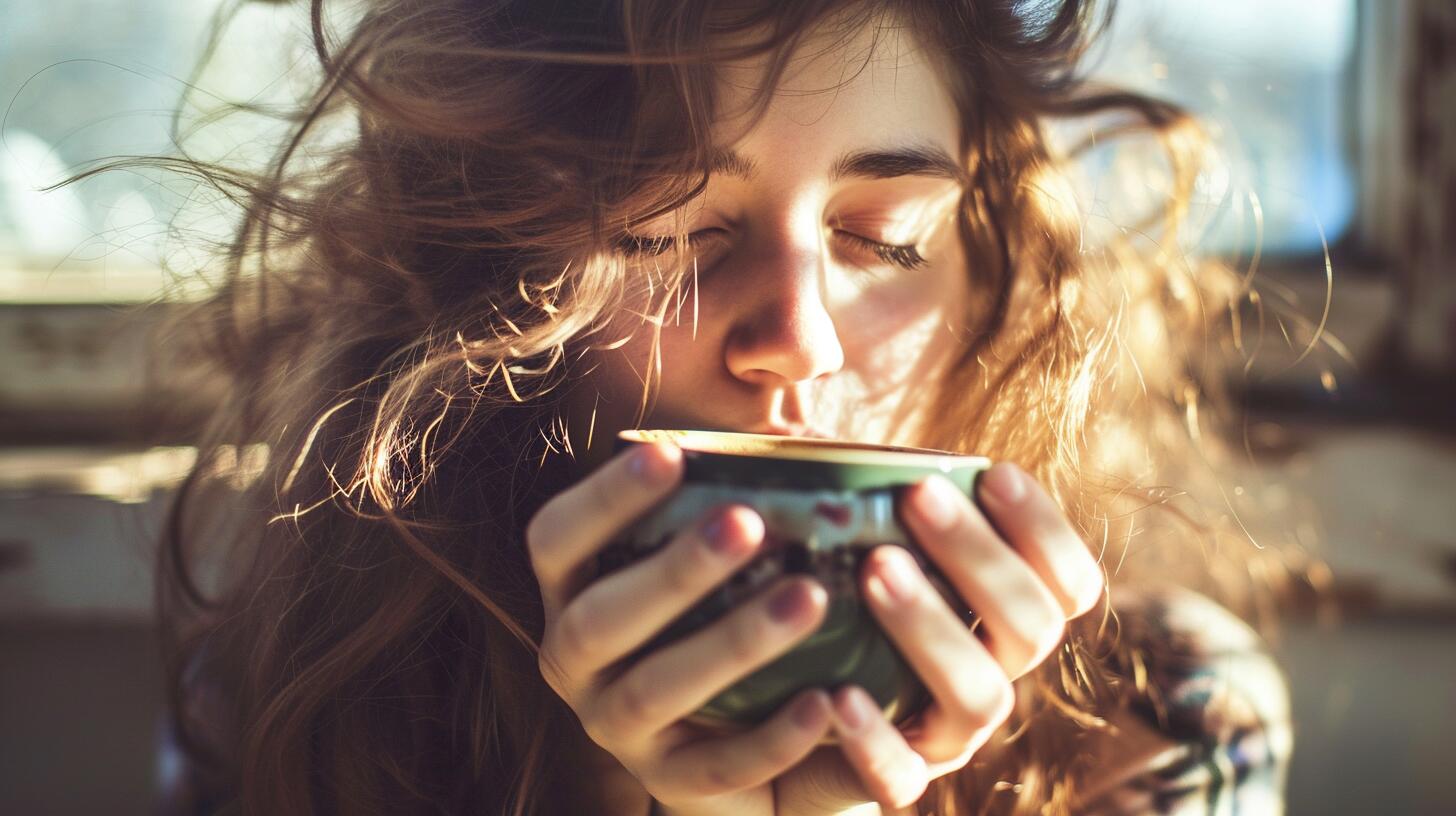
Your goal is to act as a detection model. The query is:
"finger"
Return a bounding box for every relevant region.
[901,474,1066,679]
[828,685,930,811]
[586,577,827,743]
[543,505,764,686]
[859,545,1015,764]
[527,440,682,615]
[652,689,833,801]
[974,462,1105,617]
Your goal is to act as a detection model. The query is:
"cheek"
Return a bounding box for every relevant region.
[564,304,656,431]
[848,296,952,395]
[839,257,967,380]
[841,279,939,337]
[576,308,708,414]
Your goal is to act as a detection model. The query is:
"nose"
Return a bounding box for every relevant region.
[723,231,846,386]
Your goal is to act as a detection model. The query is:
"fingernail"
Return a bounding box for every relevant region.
[981,462,1026,505]
[833,686,877,732]
[792,691,828,730]
[913,475,960,532]
[701,507,756,557]
[699,508,727,551]
[630,442,679,484]
[873,548,919,605]
[768,582,809,624]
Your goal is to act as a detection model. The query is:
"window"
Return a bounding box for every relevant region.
[0,0,306,303]
[1087,0,1360,257]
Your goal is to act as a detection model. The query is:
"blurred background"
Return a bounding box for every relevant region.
[2,0,1454,813]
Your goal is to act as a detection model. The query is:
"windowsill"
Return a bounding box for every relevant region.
[0,296,215,446]
[0,265,189,305]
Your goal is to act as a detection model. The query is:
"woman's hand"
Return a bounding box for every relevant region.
[528,440,838,816]
[529,445,1102,815]
[770,462,1105,814]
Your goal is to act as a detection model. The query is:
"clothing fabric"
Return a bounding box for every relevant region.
[1074,588,1293,815]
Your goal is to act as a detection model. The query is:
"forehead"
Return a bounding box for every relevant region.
[710,13,960,168]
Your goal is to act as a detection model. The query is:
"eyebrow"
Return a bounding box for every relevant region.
[707,143,966,184]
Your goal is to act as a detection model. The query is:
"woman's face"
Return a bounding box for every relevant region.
[565,18,968,473]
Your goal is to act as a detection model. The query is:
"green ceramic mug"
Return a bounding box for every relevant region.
[594,429,993,739]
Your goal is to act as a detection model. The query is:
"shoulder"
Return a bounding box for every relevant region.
[1072,586,1294,814]
[1110,585,1291,744]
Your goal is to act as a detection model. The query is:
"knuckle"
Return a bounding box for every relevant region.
[661,537,710,594]
[608,673,660,733]
[725,607,770,664]
[873,549,925,609]
[699,761,740,795]
[584,472,620,518]
[552,603,600,669]
[578,706,613,748]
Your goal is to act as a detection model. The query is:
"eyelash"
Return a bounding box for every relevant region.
[834,231,927,271]
[615,229,927,271]
[614,232,707,257]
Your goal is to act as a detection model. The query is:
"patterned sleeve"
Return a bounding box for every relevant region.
[1073,588,1294,815]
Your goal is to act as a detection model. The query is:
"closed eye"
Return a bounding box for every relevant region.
[614,229,724,257]
[614,228,926,271]
[832,231,927,271]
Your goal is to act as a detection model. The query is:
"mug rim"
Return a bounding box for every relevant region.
[616,429,992,492]
[618,428,990,468]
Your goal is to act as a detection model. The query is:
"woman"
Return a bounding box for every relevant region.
[144,0,1296,813]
